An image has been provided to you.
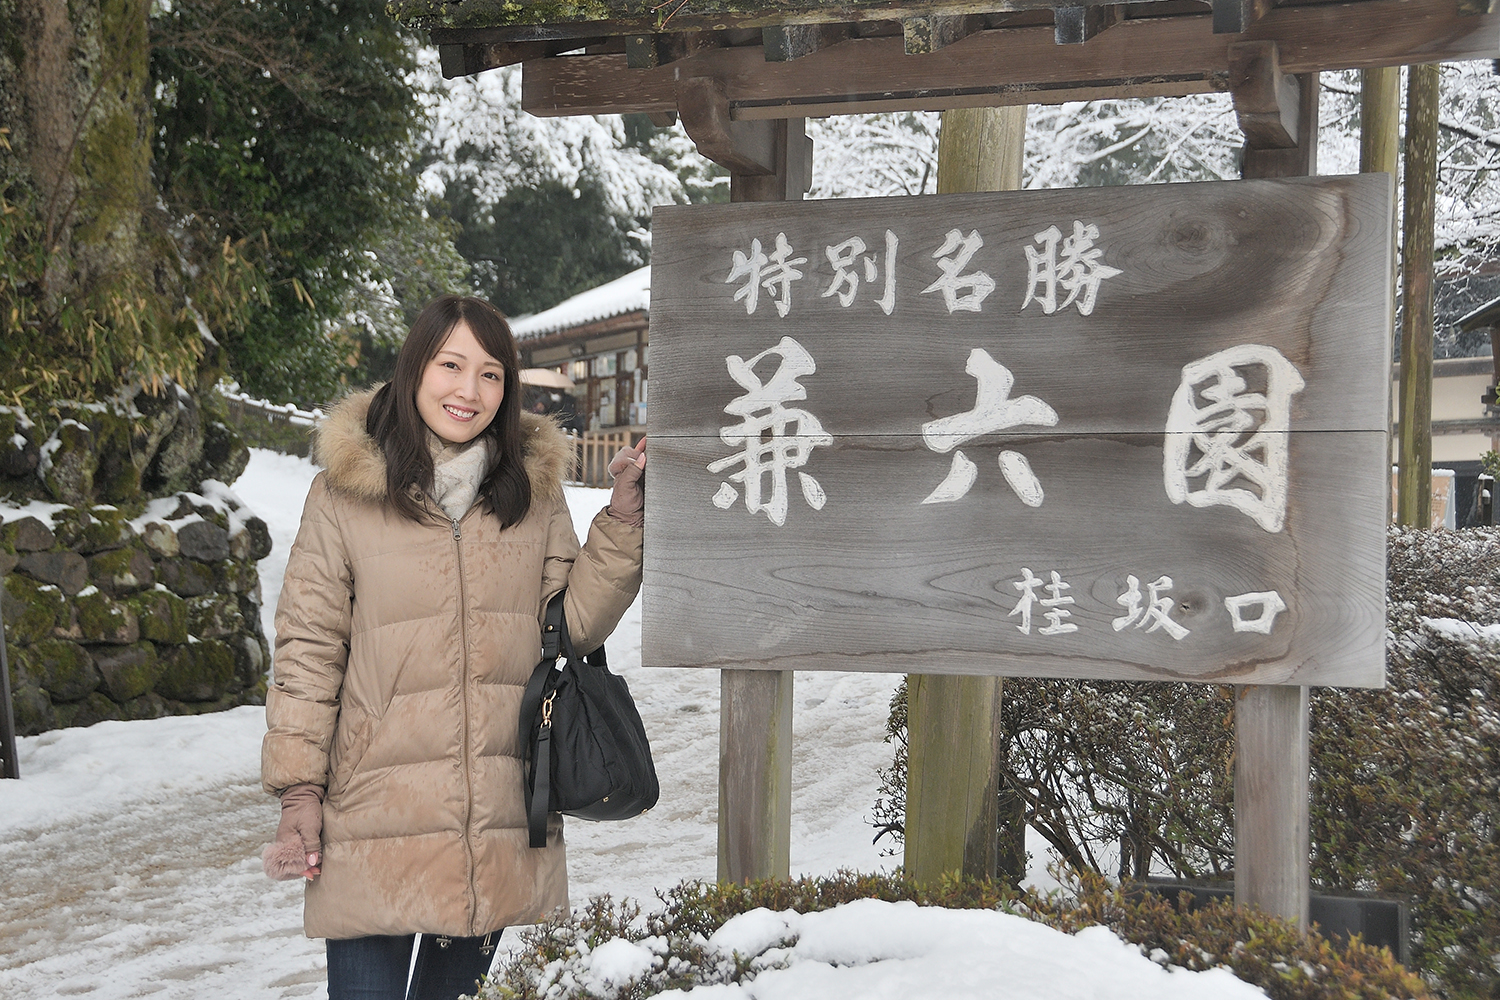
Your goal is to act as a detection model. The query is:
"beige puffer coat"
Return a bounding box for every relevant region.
[261,390,643,940]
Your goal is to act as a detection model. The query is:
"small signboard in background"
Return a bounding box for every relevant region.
[643,175,1392,688]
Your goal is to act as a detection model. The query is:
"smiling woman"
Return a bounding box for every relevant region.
[416,323,508,446]
[259,294,647,1000]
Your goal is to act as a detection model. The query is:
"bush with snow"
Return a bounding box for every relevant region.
[471,871,1427,1000]
[875,526,1500,996]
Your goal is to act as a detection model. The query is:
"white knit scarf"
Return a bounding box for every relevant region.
[427,433,493,522]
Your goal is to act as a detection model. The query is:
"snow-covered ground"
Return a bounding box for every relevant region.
[0,449,1258,999]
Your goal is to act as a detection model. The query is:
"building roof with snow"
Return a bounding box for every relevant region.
[510,266,650,340]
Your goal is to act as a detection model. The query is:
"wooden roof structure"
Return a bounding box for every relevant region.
[396,0,1498,127]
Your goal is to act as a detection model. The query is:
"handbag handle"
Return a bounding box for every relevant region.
[521,589,574,849]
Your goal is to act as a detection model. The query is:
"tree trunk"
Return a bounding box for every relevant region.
[1397,65,1439,529]
[905,106,1025,887]
[7,0,155,304]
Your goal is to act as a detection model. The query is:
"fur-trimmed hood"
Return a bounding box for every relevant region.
[312,387,570,507]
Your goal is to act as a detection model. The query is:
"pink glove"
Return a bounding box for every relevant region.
[606,437,646,527]
[262,783,324,881]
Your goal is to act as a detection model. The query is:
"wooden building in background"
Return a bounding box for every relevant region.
[511,266,650,432]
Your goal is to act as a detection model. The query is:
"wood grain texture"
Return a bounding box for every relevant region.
[520,0,1500,119]
[643,177,1392,687]
[906,673,1002,881]
[718,668,792,881]
[1234,684,1311,924]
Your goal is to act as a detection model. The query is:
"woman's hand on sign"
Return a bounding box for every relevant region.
[607,437,646,527]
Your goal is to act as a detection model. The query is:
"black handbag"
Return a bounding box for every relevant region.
[519,589,659,849]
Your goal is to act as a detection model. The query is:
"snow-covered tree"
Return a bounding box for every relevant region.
[417,55,697,316]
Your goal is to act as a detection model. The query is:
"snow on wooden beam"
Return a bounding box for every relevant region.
[521,0,1499,119]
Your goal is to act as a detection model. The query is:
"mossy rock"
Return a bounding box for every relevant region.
[54,691,121,729]
[0,406,39,478]
[87,407,142,503]
[228,515,273,562]
[41,419,97,505]
[88,545,154,594]
[146,394,203,495]
[91,641,160,701]
[182,499,230,531]
[28,638,100,702]
[178,520,230,562]
[187,593,245,640]
[139,520,179,557]
[11,683,56,735]
[125,589,189,644]
[157,558,214,597]
[1,515,54,553]
[214,558,260,597]
[196,420,250,488]
[50,507,95,550]
[228,631,268,693]
[118,691,169,722]
[75,588,140,644]
[77,505,138,553]
[7,641,36,690]
[129,388,181,478]
[16,550,90,595]
[155,639,235,702]
[2,574,66,643]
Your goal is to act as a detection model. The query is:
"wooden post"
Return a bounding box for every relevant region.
[1232,68,1318,927]
[904,106,1025,885]
[1234,685,1310,925]
[1,611,17,778]
[1397,64,1439,529]
[718,669,792,881]
[1361,66,1400,516]
[682,90,811,881]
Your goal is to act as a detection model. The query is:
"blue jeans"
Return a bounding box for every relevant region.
[326,932,500,1000]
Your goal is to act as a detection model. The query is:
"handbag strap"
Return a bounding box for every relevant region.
[523,590,571,849]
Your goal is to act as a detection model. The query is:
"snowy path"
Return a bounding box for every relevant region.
[0,774,323,998]
[0,453,904,999]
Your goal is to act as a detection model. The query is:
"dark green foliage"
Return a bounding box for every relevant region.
[1310,528,1500,998]
[446,177,643,319]
[150,0,464,406]
[479,871,1428,1000]
[873,526,1500,997]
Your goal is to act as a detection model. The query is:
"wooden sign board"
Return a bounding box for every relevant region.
[643,174,1392,687]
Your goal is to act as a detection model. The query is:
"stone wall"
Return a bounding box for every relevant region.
[1,386,273,735]
[2,491,271,735]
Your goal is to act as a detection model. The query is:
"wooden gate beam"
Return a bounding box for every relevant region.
[520,0,1498,118]
[1229,41,1300,150]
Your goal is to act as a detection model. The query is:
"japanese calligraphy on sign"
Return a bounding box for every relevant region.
[643,175,1393,688]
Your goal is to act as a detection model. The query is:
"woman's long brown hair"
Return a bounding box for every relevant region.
[365,295,531,527]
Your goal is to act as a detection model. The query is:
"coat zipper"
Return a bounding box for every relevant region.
[453,516,479,936]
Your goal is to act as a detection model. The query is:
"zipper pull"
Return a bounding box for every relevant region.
[452,519,461,541]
